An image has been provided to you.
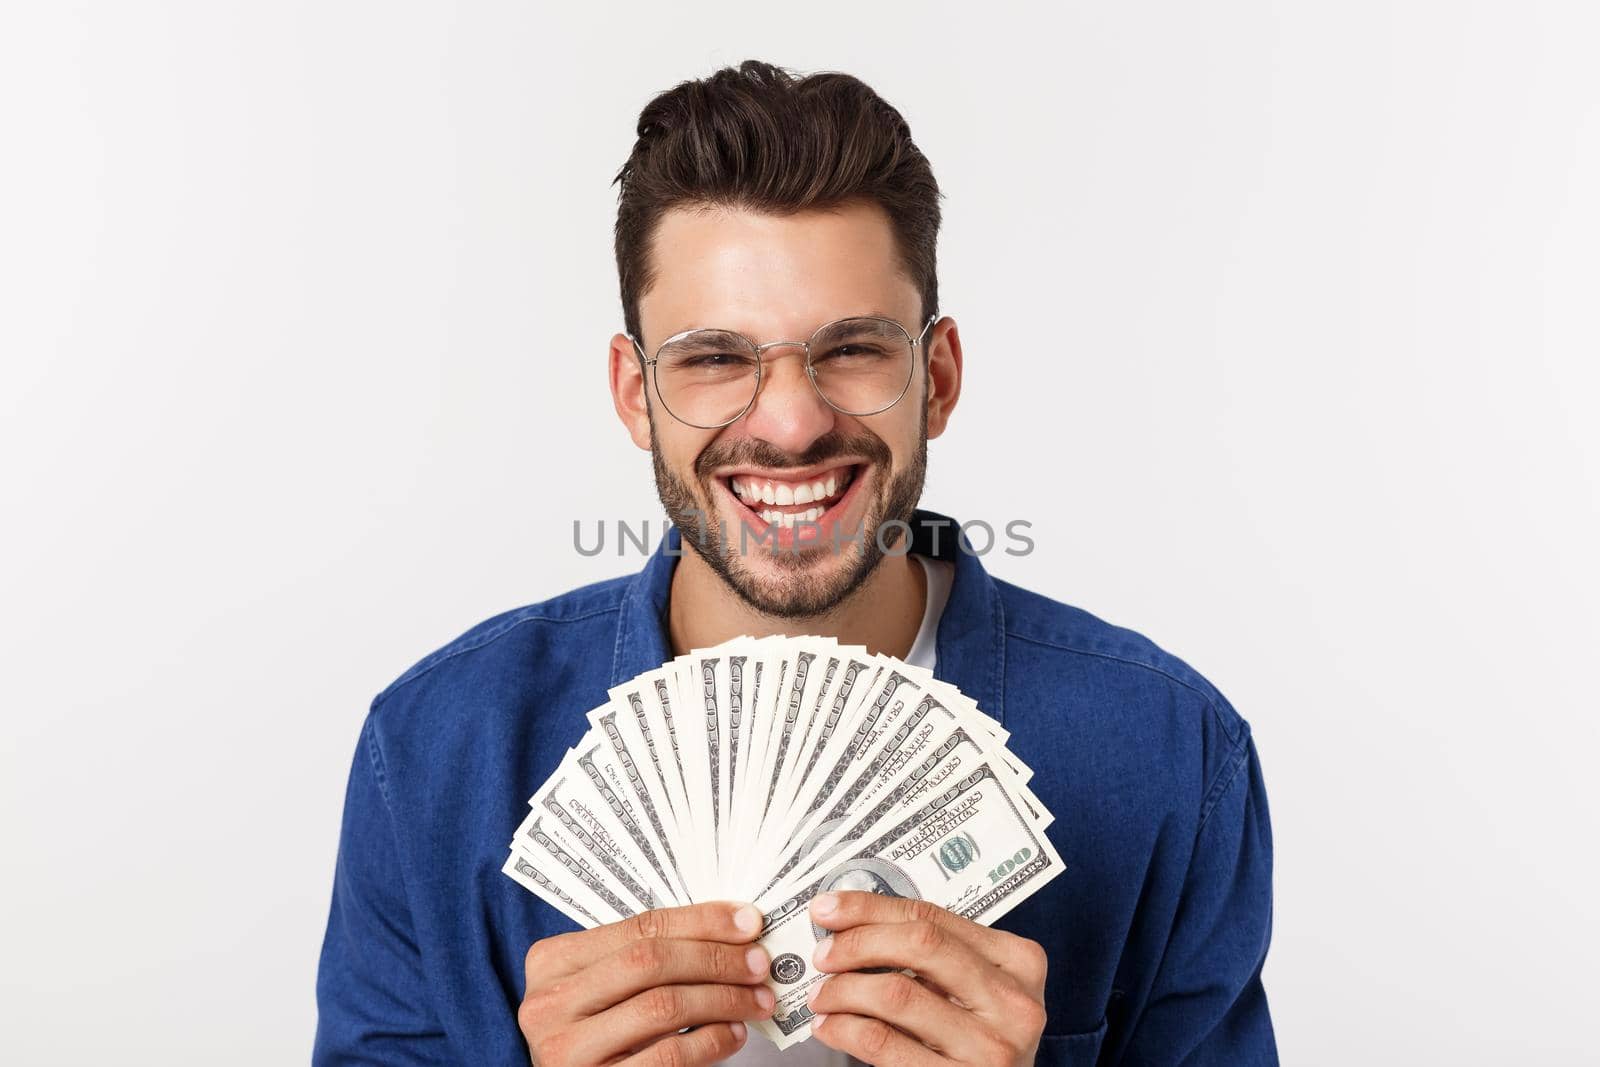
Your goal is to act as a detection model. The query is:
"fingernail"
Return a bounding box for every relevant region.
[805,977,828,1007]
[731,1022,747,1042]
[813,1013,829,1030]
[811,892,838,919]
[745,946,768,977]
[813,937,833,966]
[756,986,776,1011]
[734,904,762,936]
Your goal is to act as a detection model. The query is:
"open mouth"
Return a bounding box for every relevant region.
[717,462,863,533]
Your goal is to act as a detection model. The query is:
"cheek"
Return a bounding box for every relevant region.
[656,430,715,480]
[862,414,922,477]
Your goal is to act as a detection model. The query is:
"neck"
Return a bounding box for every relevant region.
[667,542,927,660]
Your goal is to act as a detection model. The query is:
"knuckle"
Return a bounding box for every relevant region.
[904,898,941,925]
[717,942,748,979]
[1016,938,1048,984]
[531,1030,570,1066]
[858,1017,894,1057]
[1017,995,1048,1034]
[719,983,749,1015]
[909,920,944,953]
[833,928,866,963]
[517,989,550,1031]
[883,973,920,1012]
[515,999,539,1037]
[632,908,668,941]
[523,939,554,979]
[709,1023,743,1058]
[642,984,684,1027]
[622,937,665,976]
[648,1035,690,1067]
[980,1028,1017,1064]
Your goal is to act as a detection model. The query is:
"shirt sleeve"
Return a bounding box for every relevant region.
[1121,730,1278,1066]
[313,712,452,1065]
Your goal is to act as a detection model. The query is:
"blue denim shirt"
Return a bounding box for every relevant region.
[314,510,1277,1065]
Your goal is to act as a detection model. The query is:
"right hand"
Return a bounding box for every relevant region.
[519,901,776,1067]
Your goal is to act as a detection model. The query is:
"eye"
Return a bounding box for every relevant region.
[681,352,754,369]
[815,344,888,362]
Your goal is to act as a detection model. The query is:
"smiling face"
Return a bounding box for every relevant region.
[611,199,956,618]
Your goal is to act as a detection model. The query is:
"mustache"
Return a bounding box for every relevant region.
[694,430,891,479]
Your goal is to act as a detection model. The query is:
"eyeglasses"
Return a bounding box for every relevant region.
[627,313,937,430]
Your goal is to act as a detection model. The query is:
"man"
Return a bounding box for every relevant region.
[315,60,1276,1066]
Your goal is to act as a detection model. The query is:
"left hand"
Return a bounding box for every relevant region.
[804,891,1048,1067]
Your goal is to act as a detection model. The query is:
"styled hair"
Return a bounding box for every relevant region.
[612,59,943,345]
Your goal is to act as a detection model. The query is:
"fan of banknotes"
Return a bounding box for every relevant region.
[502,634,1062,1049]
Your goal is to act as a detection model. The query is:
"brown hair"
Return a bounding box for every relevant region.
[612,59,943,345]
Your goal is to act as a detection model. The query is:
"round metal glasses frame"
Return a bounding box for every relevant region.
[626,312,939,430]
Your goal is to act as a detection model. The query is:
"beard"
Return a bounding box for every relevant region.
[651,408,928,620]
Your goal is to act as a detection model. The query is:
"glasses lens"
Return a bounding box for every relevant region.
[653,330,761,427]
[807,318,916,415]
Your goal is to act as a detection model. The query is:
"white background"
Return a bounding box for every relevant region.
[3,2,1596,1062]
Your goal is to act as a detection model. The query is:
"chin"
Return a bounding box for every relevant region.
[713,517,882,619]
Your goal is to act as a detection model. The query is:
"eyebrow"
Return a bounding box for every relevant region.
[663,313,910,338]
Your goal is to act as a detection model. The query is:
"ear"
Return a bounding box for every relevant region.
[923,317,963,439]
[610,333,654,451]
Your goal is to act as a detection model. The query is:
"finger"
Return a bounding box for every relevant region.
[808,972,1000,1062]
[564,983,776,1063]
[810,892,1048,989]
[526,901,764,985]
[813,1011,950,1067]
[813,918,1015,1018]
[567,938,770,1016]
[616,1022,749,1067]
[811,892,1004,959]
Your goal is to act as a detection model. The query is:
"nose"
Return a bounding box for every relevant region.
[737,343,838,453]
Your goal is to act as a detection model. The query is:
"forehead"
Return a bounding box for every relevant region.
[640,199,918,341]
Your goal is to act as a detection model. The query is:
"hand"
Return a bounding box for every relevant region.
[804,892,1048,1067]
[519,902,776,1067]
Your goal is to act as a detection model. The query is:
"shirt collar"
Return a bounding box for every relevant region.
[611,507,1007,725]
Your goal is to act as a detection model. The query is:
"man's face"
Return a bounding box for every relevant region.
[621,200,934,618]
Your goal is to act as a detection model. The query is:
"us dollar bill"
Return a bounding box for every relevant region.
[750,761,1064,1050]
[756,686,939,894]
[727,654,746,807]
[507,815,637,923]
[517,772,663,912]
[500,851,604,929]
[574,743,680,901]
[618,688,674,818]
[788,655,875,802]
[590,705,689,902]
[761,650,815,821]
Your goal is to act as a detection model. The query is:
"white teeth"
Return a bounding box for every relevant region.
[750,503,825,527]
[731,469,854,513]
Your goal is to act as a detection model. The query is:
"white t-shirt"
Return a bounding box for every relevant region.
[724,554,955,1065]
[904,553,954,672]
